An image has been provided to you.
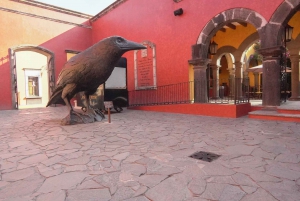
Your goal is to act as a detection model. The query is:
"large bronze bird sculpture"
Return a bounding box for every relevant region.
[46,36,146,124]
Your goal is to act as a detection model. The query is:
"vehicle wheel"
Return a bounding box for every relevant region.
[114,106,123,113]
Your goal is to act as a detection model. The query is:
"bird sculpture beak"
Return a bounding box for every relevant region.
[121,40,146,51]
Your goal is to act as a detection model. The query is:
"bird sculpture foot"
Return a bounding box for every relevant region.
[61,110,92,125]
[61,108,104,125]
[92,108,105,121]
[82,106,105,122]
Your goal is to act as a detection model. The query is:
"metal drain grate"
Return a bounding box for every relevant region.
[189,151,221,162]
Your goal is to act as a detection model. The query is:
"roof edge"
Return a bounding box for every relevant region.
[11,0,93,19]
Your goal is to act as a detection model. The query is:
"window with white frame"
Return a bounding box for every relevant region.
[24,69,42,97]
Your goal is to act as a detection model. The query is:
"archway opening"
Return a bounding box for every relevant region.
[10,45,55,109]
[208,21,260,102]
[15,51,49,109]
[284,10,300,100]
[243,42,263,93]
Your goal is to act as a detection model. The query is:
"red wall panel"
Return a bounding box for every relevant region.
[92,0,283,91]
[40,25,92,78]
[0,62,12,110]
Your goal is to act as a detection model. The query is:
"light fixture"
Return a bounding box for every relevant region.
[209,40,218,55]
[285,24,293,42]
[174,8,183,16]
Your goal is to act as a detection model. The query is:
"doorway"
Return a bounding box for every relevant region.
[10,45,55,109]
[16,51,47,108]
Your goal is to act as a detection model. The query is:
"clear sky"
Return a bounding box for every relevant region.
[36,0,117,15]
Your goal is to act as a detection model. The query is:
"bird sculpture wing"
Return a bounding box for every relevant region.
[46,52,96,107]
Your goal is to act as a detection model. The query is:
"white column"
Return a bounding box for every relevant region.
[234,61,244,98]
[289,55,300,100]
[211,64,220,99]
[227,68,235,97]
[253,72,260,92]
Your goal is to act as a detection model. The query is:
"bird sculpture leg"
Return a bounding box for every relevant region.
[60,96,87,125]
[60,84,85,124]
[61,84,79,114]
[82,92,105,120]
[62,96,75,114]
[82,92,92,112]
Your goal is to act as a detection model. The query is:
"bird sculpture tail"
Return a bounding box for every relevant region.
[46,88,65,107]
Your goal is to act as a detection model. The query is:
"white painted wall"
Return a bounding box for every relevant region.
[16,51,48,108]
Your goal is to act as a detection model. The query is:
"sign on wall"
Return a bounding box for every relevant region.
[134,41,157,90]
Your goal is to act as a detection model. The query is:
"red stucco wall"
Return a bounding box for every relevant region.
[91,0,283,92]
[0,0,287,110]
[0,61,11,110]
[0,1,92,109]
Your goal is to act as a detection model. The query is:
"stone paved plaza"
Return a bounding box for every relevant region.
[0,107,300,201]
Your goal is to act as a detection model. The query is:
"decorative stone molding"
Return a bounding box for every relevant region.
[188,58,211,67]
[134,41,157,90]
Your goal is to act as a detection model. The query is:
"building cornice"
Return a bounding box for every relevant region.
[10,0,93,19]
[90,0,127,22]
[0,6,92,28]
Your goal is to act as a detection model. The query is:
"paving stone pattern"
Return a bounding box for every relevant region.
[0,107,300,201]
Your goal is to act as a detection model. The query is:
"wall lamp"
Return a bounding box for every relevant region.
[174,8,183,16]
[209,41,218,55]
[285,24,293,42]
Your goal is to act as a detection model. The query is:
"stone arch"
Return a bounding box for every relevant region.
[262,0,300,48]
[211,46,237,69]
[237,32,260,72]
[269,0,300,25]
[258,1,300,106]
[9,45,55,109]
[10,44,54,57]
[238,32,260,61]
[194,8,267,59]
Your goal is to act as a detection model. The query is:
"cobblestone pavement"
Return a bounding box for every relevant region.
[0,107,300,201]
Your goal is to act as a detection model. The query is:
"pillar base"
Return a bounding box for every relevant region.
[261,106,277,111]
